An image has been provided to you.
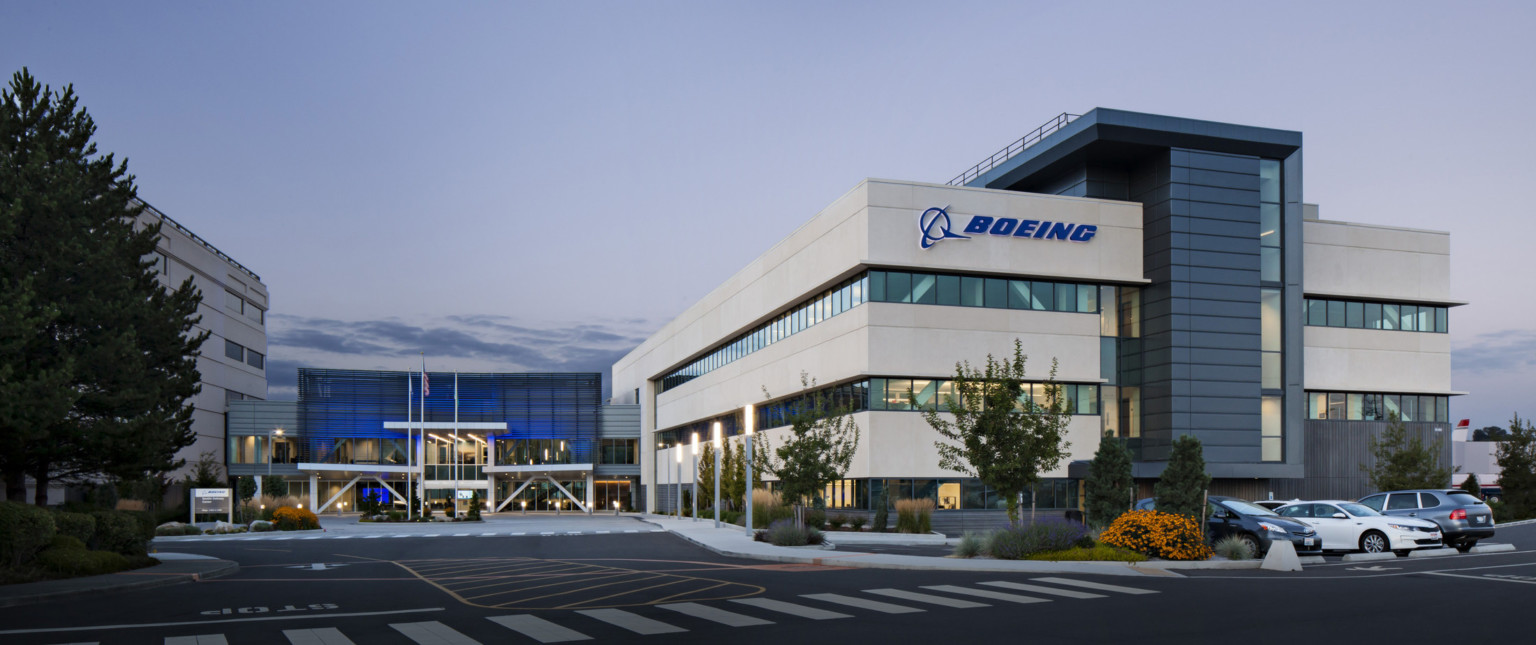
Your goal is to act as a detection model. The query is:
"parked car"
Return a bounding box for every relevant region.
[1253,498,1304,511]
[1356,489,1495,552]
[1274,500,1442,555]
[1134,496,1323,556]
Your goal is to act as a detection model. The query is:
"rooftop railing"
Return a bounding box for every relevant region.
[135,199,263,282]
[946,112,1080,187]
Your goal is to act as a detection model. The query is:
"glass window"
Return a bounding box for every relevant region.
[869,271,886,303]
[935,380,958,411]
[1387,493,1420,511]
[1327,392,1346,420]
[984,278,1007,308]
[1346,301,1364,328]
[831,289,844,316]
[1078,284,1097,313]
[1421,396,1438,423]
[1362,394,1382,421]
[1437,396,1449,423]
[1259,159,1281,203]
[1436,307,1447,334]
[961,277,984,307]
[246,305,263,324]
[1309,392,1326,419]
[1359,495,1385,512]
[887,272,912,304]
[225,289,243,314]
[1382,304,1399,330]
[1307,299,1326,326]
[1008,280,1031,310]
[1400,305,1417,331]
[1259,203,1281,247]
[854,275,866,305]
[1262,353,1280,390]
[1401,395,1417,422]
[1420,492,1443,508]
[1347,393,1363,420]
[1261,290,1281,352]
[937,275,960,306]
[868,379,886,410]
[1365,302,1383,329]
[1417,307,1432,333]
[885,380,913,411]
[1261,247,1280,283]
[1030,281,1053,310]
[225,339,243,361]
[1055,283,1077,312]
[1384,395,1401,420]
[1327,300,1345,327]
[841,283,853,311]
[246,350,264,370]
[912,274,937,305]
[912,380,938,409]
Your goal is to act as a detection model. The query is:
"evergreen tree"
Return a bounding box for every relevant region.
[919,340,1072,524]
[696,441,716,509]
[1460,472,1482,498]
[264,474,289,498]
[1154,435,1210,520]
[721,437,747,512]
[1362,413,1452,493]
[752,373,859,508]
[1085,431,1134,528]
[1496,414,1536,520]
[0,69,207,503]
[236,476,258,503]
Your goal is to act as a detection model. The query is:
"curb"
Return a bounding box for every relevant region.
[1469,543,1517,554]
[1408,547,1459,558]
[0,559,239,608]
[1340,552,1397,563]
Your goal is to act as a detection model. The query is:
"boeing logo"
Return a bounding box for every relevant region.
[918,206,1097,249]
[918,206,969,249]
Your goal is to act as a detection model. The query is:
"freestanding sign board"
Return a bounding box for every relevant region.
[191,487,234,524]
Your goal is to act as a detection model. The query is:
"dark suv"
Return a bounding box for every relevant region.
[1135,496,1322,556]
[1357,489,1495,551]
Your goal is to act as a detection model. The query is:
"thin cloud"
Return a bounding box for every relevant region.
[1453,329,1536,373]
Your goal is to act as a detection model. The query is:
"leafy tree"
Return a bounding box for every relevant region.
[1496,414,1536,520]
[264,474,289,498]
[721,437,747,512]
[1473,426,1509,442]
[1362,413,1452,492]
[0,68,207,503]
[752,373,859,509]
[1154,435,1210,520]
[920,340,1072,523]
[236,476,258,503]
[1460,472,1482,498]
[1085,431,1135,528]
[696,441,716,509]
[184,452,224,491]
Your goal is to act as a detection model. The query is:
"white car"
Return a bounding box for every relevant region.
[1274,500,1443,554]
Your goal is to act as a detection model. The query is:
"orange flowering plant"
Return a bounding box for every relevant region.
[1098,509,1212,561]
[272,506,320,531]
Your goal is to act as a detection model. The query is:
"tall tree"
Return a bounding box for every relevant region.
[0,68,207,503]
[1154,434,1210,520]
[752,373,859,508]
[1085,431,1134,528]
[721,436,747,512]
[1495,414,1536,520]
[919,339,1072,524]
[1361,413,1452,493]
[696,441,716,509]
[1460,472,1482,498]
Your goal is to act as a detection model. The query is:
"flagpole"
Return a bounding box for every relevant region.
[406,369,413,521]
[421,353,427,518]
[454,371,460,518]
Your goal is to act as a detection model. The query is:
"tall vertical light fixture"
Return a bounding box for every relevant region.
[690,432,699,522]
[713,421,723,529]
[744,404,755,536]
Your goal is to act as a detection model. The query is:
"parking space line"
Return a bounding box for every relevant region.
[390,621,480,645]
[659,601,774,627]
[575,609,687,635]
[283,627,356,645]
[922,585,1049,604]
[486,615,592,643]
[979,581,1105,599]
[1425,572,1536,585]
[1030,577,1158,595]
[729,597,851,620]
[800,592,924,614]
[864,588,988,608]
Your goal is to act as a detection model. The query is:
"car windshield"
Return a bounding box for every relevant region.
[1225,500,1278,516]
[1339,502,1379,517]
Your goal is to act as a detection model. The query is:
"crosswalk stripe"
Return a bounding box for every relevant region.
[390,620,481,644]
[800,593,923,614]
[487,615,591,643]
[283,627,356,645]
[922,585,1049,604]
[729,598,850,620]
[164,635,227,645]
[575,609,686,635]
[482,533,497,536]
[455,533,470,537]
[979,581,1105,599]
[863,588,989,608]
[1030,577,1158,595]
[331,535,352,539]
[659,602,774,627]
[363,535,384,538]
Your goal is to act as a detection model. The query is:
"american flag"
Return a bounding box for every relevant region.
[423,371,430,397]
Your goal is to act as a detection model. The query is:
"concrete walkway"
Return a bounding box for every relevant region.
[641,514,1261,577]
[0,553,238,608]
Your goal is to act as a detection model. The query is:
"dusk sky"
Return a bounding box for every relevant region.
[4,2,1533,428]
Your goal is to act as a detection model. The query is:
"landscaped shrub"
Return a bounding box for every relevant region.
[47,534,87,552]
[953,532,985,558]
[256,495,302,521]
[753,518,827,547]
[1098,509,1212,561]
[849,515,868,531]
[894,499,934,534]
[91,510,149,556]
[156,522,203,536]
[1025,545,1148,562]
[53,511,96,545]
[804,508,826,530]
[1213,535,1255,560]
[828,514,847,530]
[984,520,1089,560]
[272,506,320,531]
[388,510,404,521]
[872,492,889,532]
[0,501,58,568]
[751,490,790,527]
[208,521,246,535]
[250,520,274,532]
[36,547,129,577]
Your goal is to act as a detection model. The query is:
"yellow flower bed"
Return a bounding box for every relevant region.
[1098,509,1212,561]
[272,506,319,531]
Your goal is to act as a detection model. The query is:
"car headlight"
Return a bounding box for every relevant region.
[1257,521,1286,534]
[1386,523,1418,532]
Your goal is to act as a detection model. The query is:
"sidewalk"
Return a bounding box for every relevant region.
[154,512,658,542]
[0,553,238,608]
[642,514,1262,577]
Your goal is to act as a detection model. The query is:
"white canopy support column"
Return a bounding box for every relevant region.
[548,478,587,513]
[372,476,404,506]
[497,478,537,512]
[319,474,363,512]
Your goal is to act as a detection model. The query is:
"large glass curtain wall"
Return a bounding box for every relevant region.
[789,477,1081,511]
[1307,391,1450,422]
[425,434,487,480]
[494,479,589,511]
[496,439,575,466]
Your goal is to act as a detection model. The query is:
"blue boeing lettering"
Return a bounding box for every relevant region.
[1014,220,1040,237]
[1047,222,1074,240]
[963,216,994,234]
[918,207,1096,249]
[990,218,1019,235]
[1069,225,1098,242]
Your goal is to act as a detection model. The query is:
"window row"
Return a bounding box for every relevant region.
[1305,298,1448,333]
[760,477,1080,511]
[869,378,1099,415]
[658,273,870,393]
[869,270,1099,314]
[225,289,265,325]
[1306,391,1450,423]
[224,339,265,369]
[599,438,638,465]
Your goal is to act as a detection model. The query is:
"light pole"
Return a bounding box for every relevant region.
[675,443,682,520]
[690,432,699,522]
[267,428,284,498]
[713,421,722,529]
[744,404,755,537]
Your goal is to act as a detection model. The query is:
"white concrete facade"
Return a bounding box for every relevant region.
[613,179,1144,511]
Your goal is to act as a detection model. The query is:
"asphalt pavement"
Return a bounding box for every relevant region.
[2,516,1533,644]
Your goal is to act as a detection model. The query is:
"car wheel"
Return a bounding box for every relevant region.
[1455,540,1477,553]
[1360,530,1389,554]
[1239,533,1261,558]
